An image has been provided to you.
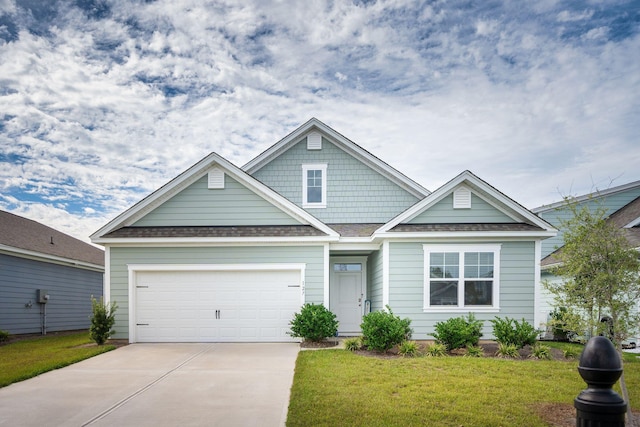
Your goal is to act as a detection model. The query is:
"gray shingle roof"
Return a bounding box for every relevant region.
[0,210,104,266]
[390,223,544,232]
[103,225,329,238]
[541,195,640,267]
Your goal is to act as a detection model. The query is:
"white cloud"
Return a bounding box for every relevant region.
[0,0,638,241]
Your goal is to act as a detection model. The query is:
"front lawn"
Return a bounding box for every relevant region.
[287,344,639,427]
[0,332,115,388]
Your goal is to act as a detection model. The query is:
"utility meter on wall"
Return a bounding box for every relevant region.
[37,289,50,304]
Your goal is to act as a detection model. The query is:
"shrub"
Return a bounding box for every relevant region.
[530,343,552,360]
[360,306,412,353]
[289,304,339,342]
[495,343,519,358]
[563,348,580,359]
[490,317,538,348]
[0,330,9,343]
[89,296,118,345]
[464,345,484,358]
[425,342,448,357]
[432,314,483,350]
[343,337,362,352]
[548,307,576,341]
[398,340,421,357]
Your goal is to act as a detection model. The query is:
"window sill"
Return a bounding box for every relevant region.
[303,203,327,209]
[423,307,500,313]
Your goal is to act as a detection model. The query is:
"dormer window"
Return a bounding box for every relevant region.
[302,164,327,208]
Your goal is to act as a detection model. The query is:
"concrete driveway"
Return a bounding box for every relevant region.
[0,343,299,427]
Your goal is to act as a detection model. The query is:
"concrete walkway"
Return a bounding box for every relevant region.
[0,343,299,427]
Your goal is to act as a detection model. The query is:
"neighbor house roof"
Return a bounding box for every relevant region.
[541,195,640,269]
[0,210,104,269]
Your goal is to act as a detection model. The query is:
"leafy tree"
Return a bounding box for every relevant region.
[544,198,640,421]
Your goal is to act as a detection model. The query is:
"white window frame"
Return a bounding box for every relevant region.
[423,244,501,313]
[302,164,327,208]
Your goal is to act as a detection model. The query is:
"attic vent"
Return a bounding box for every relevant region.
[307,132,322,150]
[208,167,225,189]
[453,186,471,209]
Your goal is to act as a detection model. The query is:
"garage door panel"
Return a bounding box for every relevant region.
[135,269,301,342]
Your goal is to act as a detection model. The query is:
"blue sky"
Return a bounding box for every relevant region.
[1,0,639,242]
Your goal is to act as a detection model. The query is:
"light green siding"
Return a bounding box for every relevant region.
[366,250,384,312]
[108,245,325,339]
[538,186,640,257]
[250,137,420,223]
[133,175,302,227]
[386,241,536,339]
[409,193,515,224]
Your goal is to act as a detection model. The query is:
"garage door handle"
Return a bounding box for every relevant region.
[215,310,220,319]
[137,323,149,326]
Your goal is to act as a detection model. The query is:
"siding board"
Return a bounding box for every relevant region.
[0,254,103,334]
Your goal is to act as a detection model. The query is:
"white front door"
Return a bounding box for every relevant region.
[330,258,366,335]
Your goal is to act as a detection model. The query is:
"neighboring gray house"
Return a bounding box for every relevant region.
[533,180,640,334]
[0,210,104,335]
[92,118,556,343]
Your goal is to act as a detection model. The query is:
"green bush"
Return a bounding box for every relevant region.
[89,296,118,345]
[360,306,412,353]
[288,304,339,342]
[0,330,9,343]
[398,340,421,357]
[563,348,580,359]
[490,317,538,348]
[432,314,483,350]
[495,343,519,358]
[425,342,448,357]
[548,307,575,341]
[464,345,484,358]
[343,337,362,352]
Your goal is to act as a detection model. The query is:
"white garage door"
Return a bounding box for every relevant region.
[134,268,302,343]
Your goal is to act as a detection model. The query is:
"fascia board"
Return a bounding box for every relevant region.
[243,118,430,199]
[624,216,640,228]
[0,244,104,272]
[377,171,556,234]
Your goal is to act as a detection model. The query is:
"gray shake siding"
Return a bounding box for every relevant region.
[251,137,420,223]
[0,253,103,334]
[108,245,325,339]
[387,241,536,339]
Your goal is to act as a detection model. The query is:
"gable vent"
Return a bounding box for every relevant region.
[208,167,225,189]
[453,186,471,209]
[307,132,322,150]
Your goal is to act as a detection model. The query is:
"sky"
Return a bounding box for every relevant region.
[1,0,639,243]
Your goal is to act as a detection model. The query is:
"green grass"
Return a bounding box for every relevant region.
[287,345,640,427]
[0,332,115,388]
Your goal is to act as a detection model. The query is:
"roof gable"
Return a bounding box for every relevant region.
[91,152,339,241]
[378,170,556,235]
[0,210,104,267]
[243,118,430,199]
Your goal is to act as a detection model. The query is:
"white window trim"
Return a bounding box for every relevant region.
[423,244,501,313]
[302,164,327,208]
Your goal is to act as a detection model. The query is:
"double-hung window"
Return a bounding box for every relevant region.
[302,164,327,208]
[423,244,501,312]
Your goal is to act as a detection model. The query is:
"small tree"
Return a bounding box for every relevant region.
[544,197,640,421]
[89,296,118,345]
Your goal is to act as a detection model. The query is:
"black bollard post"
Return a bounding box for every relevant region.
[575,336,627,426]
